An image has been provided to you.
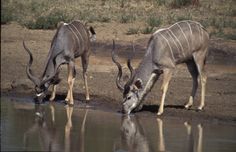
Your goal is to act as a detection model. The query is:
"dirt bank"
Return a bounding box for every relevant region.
[1,22,236,123]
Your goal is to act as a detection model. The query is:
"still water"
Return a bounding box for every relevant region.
[1,97,236,152]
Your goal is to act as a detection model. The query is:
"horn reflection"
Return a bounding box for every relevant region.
[120,116,150,152]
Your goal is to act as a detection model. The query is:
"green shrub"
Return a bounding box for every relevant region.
[224,34,236,40]
[211,27,236,40]
[166,13,177,24]
[1,7,15,24]
[155,0,166,6]
[205,17,236,29]
[170,0,192,8]
[147,16,161,27]
[141,26,154,34]
[25,10,73,29]
[120,14,136,23]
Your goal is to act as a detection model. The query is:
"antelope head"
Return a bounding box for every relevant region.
[112,40,143,114]
[23,41,60,103]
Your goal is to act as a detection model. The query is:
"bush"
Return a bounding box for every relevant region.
[120,14,136,23]
[147,16,162,27]
[155,0,166,6]
[1,7,15,24]
[141,26,154,34]
[224,34,236,40]
[170,0,192,8]
[24,10,73,29]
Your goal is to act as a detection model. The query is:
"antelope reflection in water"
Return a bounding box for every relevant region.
[23,103,60,151]
[64,106,88,152]
[118,116,203,152]
[64,106,73,152]
[120,116,150,152]
[184,121,203,152]
[156,119,203,152]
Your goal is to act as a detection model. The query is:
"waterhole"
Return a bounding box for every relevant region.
[1,97,236,152]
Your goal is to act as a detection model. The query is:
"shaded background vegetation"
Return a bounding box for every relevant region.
[1,0,236,40]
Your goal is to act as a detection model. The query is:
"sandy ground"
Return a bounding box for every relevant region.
[1,22,236,123]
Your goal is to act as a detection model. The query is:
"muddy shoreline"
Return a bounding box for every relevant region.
[1,23,236,124]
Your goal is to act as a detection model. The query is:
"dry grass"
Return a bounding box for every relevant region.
[1,0,236,40]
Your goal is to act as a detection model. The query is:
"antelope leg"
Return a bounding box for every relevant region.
[83,72,90,101]
[185,59,199,109]
[65,62,75,105]
[81,53,90,101]
[198,73,207,110]
[157,68,173,115]
[49,85,57,101]
[193,51,207,110]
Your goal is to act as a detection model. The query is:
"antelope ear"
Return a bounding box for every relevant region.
[134,79,143,89]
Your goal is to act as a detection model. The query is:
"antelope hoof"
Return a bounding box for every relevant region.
[86,97,90,101]
[49,96,55,101]
[157,110,163,116]
[63,101,74,107]
[197,106,204,111]
[185,98,193,109]
[184,104,192,109]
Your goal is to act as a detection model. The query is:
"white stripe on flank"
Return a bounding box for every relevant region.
[168,28,185,57]
[200,24,203,44]
[153,28,166,35]
[189,20,202,27]
[159,32,175,62]
[186,21,193,36]
[197,24,202,44]
[140,73,157,100]
[70,23,84,51]
[67,25,81,48]
[169,20,184,28]
[176,23,190,51]
[186,21,193,50]
[166,30,181,55]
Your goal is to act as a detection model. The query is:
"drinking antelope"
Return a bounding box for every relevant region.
[112,20,209,115]
[24,20,96,105]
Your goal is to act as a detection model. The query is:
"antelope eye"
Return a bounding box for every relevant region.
[127,96,131,100]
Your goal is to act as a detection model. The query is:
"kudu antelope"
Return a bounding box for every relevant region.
[24,20,96,104]
[112,20,209,115]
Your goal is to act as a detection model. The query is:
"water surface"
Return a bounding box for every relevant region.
[1,97,236,152]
